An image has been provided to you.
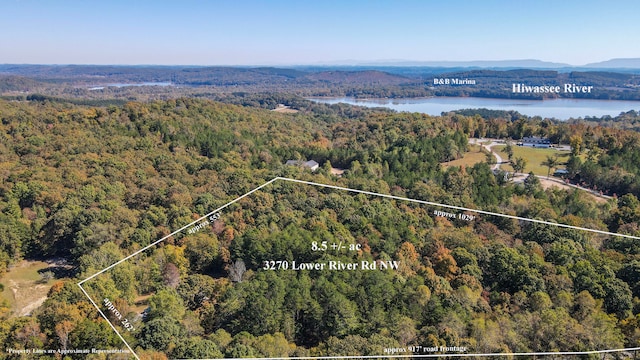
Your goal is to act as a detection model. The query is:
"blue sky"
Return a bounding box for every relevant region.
[0,0,638,65]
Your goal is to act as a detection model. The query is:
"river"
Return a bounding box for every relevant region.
[307,96,640,119]
[88,82,172,90]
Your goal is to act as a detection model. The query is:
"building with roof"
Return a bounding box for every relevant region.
[285,159,319,171]
[520,137,551,148]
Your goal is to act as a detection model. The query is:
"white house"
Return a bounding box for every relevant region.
[286,159,319,172]
[520,137,551,148]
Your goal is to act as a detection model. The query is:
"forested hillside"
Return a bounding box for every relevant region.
[3,65,640,101]
[0,98,639,359]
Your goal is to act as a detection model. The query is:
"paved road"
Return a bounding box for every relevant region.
[510,172,612,199]
[468,138,504,171]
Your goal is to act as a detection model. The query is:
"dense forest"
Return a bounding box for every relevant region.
[1,97,640,359]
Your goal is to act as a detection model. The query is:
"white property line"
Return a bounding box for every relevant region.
[277,177,640,240]
[178,346,640,360]
[78,177,280,286]
[78,176,640,360]
[77,178,279,360]
[77,283,140,360]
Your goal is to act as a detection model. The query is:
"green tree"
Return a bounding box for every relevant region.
[253,333,293,357]
[512,157,527,175]
[570,135,582,156]
[485,151,496,165]
[185,233,220,274]
[469,162,502,206]
[523,172,542,196]
[603,278,633,319]
[148,289,186,321]
[69,318,122,350]
[177,274,222,310]
[225,332,258,358]
[609,194,640,232]
[484,245,544,294]
[565,155,582,178]
[137,317,185,352]
[171,337,223,359]
[503,142,514,161]
[618,260,640,297]
[541,155,560,178]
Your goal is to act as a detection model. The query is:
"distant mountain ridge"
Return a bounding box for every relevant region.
[2,62,640,101]
[352,59,573,68]
[0,65,416,88]
[316,58,640,69]
[2,58,640,72]
[584,58,640,68]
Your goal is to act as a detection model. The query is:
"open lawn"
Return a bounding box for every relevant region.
[132,294,152,314]
[442,144,488,168]
[271,105,299,113]
[0,259,72,317]
[494,145,571,176]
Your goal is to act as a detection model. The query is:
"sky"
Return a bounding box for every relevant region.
[0,0,638,66]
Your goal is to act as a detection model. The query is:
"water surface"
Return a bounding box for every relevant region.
[308,96,640,119]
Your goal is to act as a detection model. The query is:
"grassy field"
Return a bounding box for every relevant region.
[442,144,489,168]
[494,145,571,176]
[0,260,59,317]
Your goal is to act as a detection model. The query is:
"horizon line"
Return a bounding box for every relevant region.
[2,57,640,68]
